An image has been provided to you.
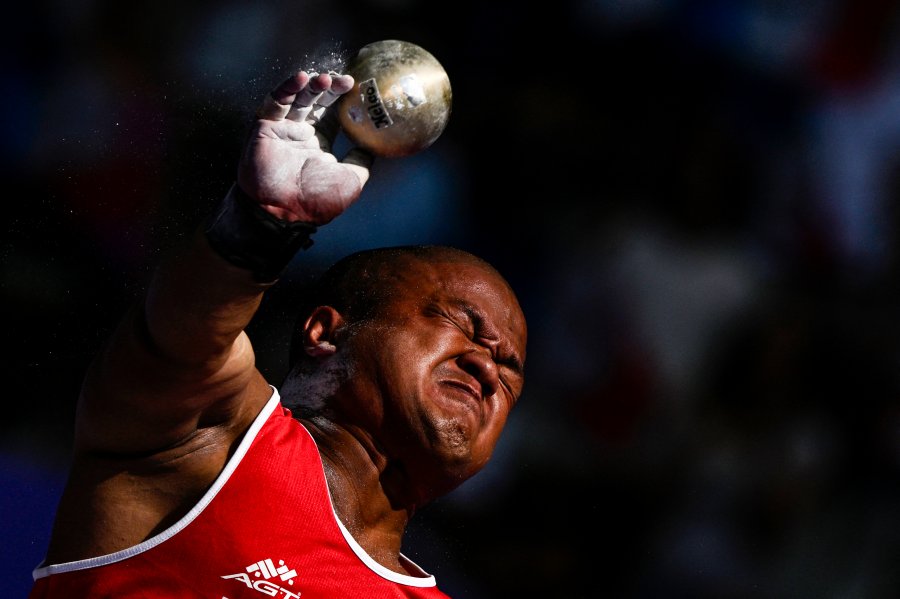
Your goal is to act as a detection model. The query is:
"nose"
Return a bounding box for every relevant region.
[457,347,500,399]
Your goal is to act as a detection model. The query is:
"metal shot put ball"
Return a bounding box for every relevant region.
[338,40,452,158]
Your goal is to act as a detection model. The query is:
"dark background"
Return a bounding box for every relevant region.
[4,1,900,597]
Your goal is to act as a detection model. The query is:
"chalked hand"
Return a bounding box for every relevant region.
[237,71,374,226]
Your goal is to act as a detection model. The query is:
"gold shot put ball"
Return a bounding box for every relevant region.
[337,39,452,158]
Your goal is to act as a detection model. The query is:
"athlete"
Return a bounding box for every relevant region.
[28,68,527,598]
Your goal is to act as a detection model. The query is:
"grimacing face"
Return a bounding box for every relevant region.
[344,258,527,502]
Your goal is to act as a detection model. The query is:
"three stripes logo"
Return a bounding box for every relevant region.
[222,558,301,598]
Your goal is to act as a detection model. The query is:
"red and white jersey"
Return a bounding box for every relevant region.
[30,389,451,598]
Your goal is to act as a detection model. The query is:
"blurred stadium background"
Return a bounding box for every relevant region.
[4,1,900,597]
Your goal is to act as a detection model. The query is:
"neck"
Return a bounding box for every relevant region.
[301,415,415,571]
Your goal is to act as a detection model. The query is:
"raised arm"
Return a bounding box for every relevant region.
[76,71,372,456]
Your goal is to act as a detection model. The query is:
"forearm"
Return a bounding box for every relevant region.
[145,182,316,367]
[143,224,272,369]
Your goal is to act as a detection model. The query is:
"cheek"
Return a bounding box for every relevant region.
[472,405,511,461]
[361,326,420,388]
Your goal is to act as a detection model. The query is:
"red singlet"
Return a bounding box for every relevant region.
[29,389,451,598]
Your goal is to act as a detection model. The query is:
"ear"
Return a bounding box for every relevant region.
[302,306,344,357]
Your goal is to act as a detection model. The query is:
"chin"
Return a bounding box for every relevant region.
[411,417,492,497]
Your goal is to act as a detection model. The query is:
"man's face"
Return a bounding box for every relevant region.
[345,258,527,502]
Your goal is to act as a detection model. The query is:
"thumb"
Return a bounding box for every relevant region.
[341,147,374,187]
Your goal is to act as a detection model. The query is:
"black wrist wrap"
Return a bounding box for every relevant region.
[204,184,317,282]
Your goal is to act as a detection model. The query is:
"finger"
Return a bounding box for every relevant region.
[286,72,332,122]
[314,106,343,152]
[307,72,355,125]
[256,71,310,120]
[306,88,341,125]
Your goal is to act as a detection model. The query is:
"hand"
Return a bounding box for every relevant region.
[237,71,373,225]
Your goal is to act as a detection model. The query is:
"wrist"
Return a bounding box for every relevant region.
[204,184,317,282]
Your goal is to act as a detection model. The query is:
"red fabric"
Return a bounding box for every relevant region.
[29,397,450,598]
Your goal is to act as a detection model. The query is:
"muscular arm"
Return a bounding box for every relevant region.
[42,230,274,563]
[45,71,372,562]
[76,228,272,456]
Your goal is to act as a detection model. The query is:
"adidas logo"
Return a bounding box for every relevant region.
[222,558,301,598]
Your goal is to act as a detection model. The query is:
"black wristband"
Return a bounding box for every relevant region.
[204,184,317,282]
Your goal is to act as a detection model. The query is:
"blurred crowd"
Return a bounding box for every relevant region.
[3,1,900,597]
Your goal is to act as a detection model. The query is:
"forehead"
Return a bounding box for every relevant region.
[394,258,526,339]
